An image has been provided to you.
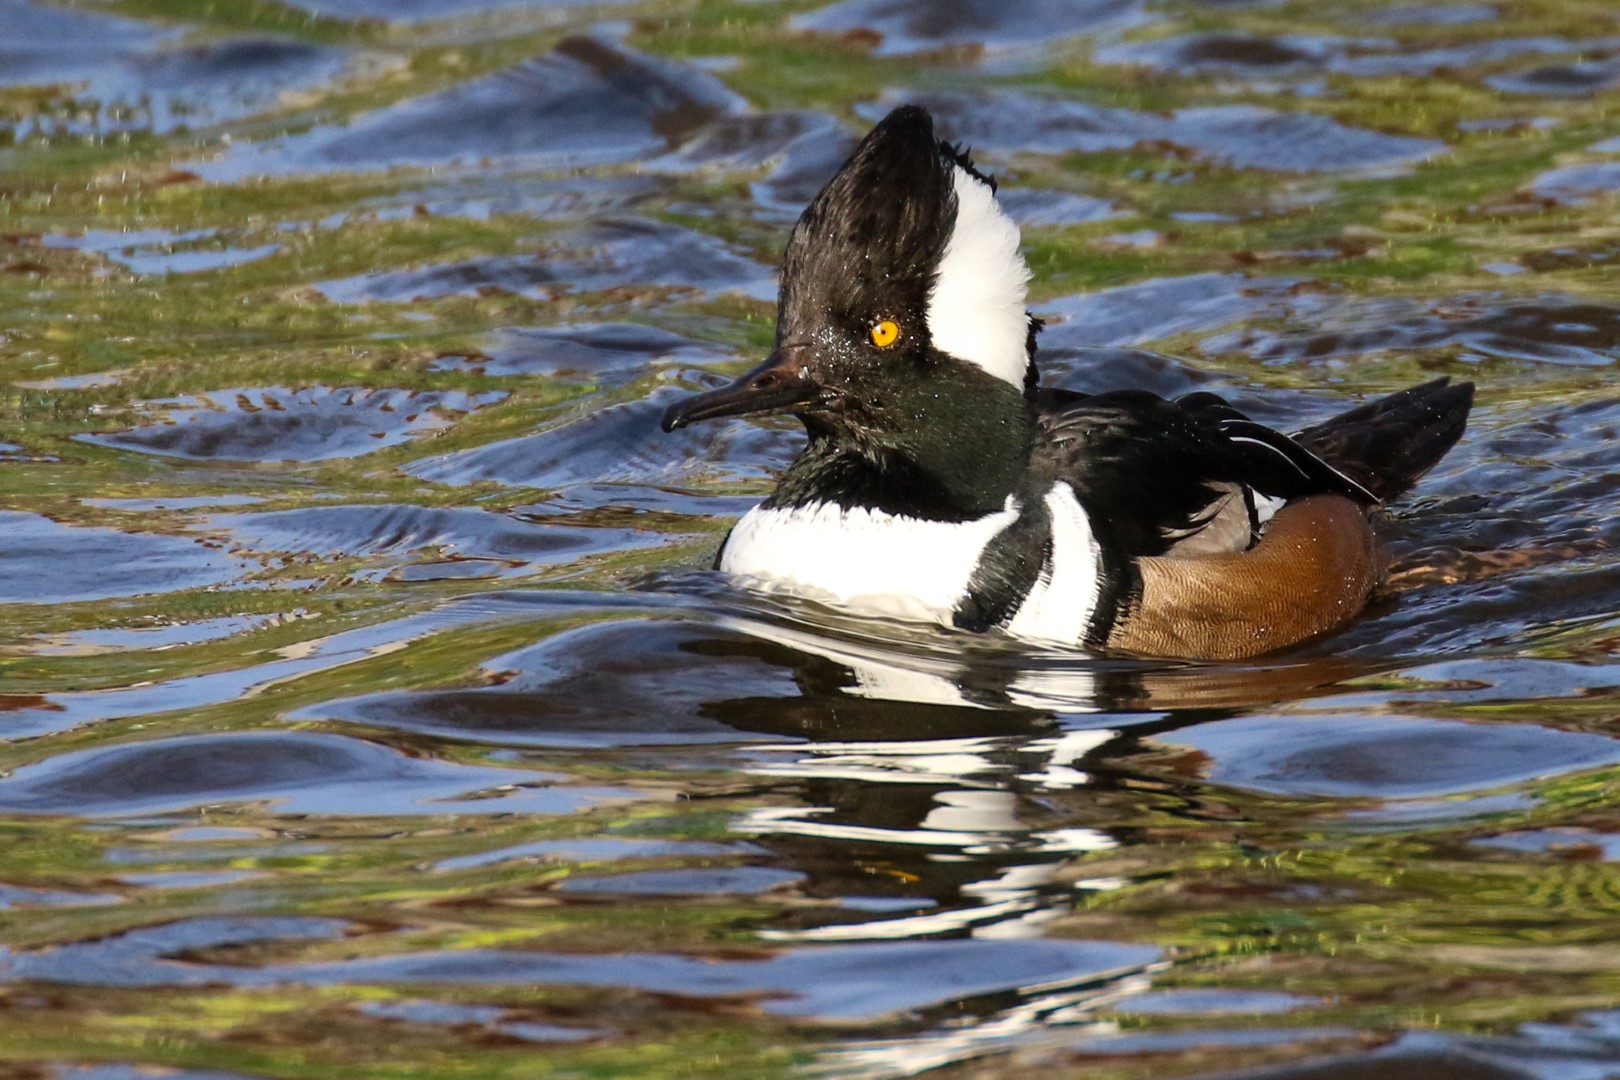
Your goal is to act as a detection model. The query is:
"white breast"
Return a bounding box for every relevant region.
[720,498,1020,625]
[1005,483,1102,646]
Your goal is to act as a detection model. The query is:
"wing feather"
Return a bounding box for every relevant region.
[1032,388,1375,560]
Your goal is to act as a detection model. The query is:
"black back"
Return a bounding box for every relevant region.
[1029,378,1473,560]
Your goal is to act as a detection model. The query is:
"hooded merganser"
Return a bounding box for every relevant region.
[661,105,1473,660]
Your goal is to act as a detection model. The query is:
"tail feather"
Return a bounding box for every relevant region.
[1293,377,1474,503]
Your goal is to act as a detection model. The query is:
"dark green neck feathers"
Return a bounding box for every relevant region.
[765,358,1035,522]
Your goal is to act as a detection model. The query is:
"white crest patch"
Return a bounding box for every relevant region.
[1004,483,1102,645]
[925,164,1032,388]
[720,497,1020,625]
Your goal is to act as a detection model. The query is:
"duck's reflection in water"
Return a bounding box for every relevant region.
[294,590,1382,1074]
[696,611,1372,946]
[668,610,1372,1076]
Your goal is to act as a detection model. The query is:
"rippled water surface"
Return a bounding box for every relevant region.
[4,0,1620,1076]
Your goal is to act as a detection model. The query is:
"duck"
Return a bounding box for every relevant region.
[661,104,1473,661]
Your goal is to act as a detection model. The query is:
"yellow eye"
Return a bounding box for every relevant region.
[869,319,901,348]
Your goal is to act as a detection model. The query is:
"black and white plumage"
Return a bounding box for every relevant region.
[661,105,1473,658]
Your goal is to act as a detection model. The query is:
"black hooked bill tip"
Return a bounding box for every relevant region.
[660,349,821,432]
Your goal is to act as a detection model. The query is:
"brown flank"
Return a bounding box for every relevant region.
[1108,495,1384,661]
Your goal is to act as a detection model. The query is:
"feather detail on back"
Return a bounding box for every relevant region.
[1160,482,1253,558]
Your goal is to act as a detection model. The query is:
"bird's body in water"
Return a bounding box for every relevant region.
[662,105,1473,660]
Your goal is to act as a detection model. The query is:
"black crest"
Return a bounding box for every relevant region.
[777,106,960,348]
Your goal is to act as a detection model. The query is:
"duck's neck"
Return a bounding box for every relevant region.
[767,367,1035,522]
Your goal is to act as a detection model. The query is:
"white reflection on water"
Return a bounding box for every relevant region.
[814,969,1163,1080]
[724,614,1128,947]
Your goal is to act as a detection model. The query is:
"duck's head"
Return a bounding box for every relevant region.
[661,105,1038,450]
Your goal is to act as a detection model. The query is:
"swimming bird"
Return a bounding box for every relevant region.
[661,105,1472,660]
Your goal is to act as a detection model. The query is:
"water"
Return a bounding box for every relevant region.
[2,0,1620,1076]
